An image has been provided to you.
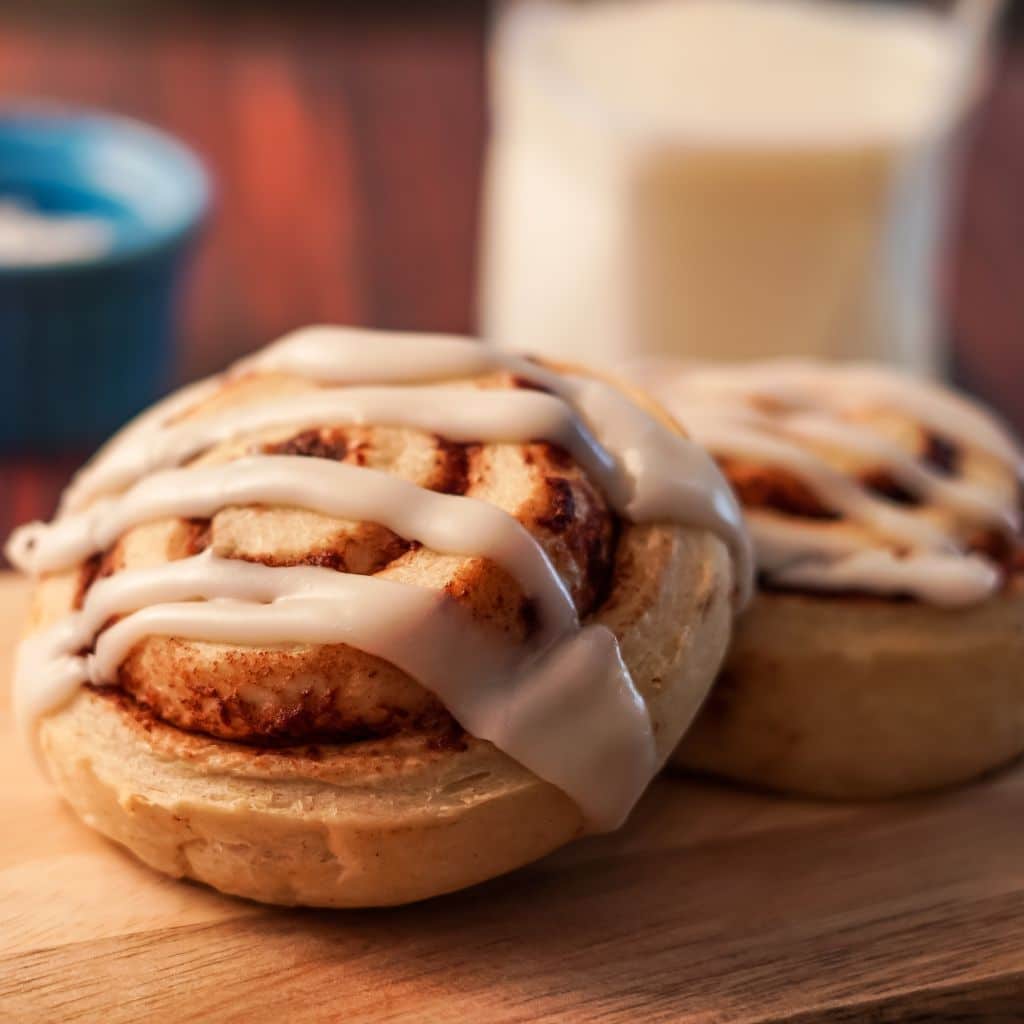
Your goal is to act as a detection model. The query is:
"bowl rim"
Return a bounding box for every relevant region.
[0,101,212,278]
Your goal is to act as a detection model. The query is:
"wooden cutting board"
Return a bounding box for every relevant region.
[1,571,1023,1023]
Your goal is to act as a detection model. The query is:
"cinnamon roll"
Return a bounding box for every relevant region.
[6,327,750,907]
[636,360,1024,800]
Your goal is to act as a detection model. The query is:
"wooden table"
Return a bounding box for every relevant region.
[2,570,1024,1022]
[1,2,1024,552]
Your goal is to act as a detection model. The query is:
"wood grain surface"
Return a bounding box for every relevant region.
[2,570,1023,1023]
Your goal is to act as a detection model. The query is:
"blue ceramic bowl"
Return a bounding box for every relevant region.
[0,107,210,451]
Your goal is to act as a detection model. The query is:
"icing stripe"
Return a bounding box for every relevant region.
[634,359,1022,607]
[687,420,955,552]
[240,329,752,595]
[56,326,751,600]
[241,326,498,383]
[61,387,615,516]
[12,455,577,638]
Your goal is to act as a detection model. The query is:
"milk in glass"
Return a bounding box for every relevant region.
[481,0,971,374]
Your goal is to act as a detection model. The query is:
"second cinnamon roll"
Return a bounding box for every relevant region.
[636,359,1024,800]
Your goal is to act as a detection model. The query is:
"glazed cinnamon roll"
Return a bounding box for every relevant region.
[6,327,750,907]
[636,360,1024,800]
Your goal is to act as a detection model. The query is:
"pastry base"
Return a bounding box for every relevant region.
[675,579,1024,799]
[40,688,587,907]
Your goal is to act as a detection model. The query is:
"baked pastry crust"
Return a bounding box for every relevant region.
[676,577,1024,799]
[21,347,736,906]
[42,689,583,908]
[651,360,1024,800]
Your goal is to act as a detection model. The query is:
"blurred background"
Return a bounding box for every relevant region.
[0,0,1022,558]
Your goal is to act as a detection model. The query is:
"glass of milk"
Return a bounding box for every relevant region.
[480,0,987,376]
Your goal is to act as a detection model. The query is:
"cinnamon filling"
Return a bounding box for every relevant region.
[88,683,468,753]
[718,458,836,520]
[720,431,1022,591]
[73,550,114,610]
[72,406,623,746]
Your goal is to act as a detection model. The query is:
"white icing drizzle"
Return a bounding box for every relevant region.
[11,455,577,636]
[246,329,752,558]
[62,327,752,586]
[59,387,615,514]
[238,325,500,383]
[6,326,750,832]
[14,553,654,829]
[670,361,1024,469]
[633,359,1023,608]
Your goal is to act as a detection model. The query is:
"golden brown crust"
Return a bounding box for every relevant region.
[115,640,452,745]
[40,687,584,908]
[675,577,1024,799]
